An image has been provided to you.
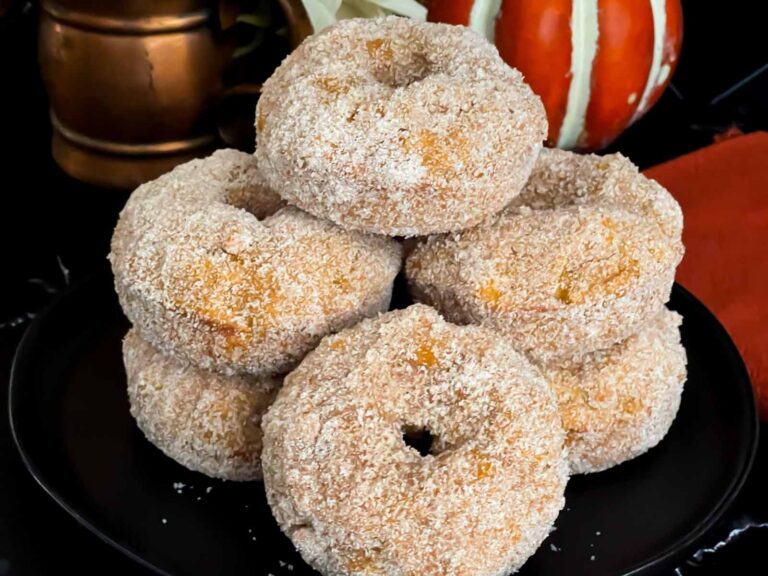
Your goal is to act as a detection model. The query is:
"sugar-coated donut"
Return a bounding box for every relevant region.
[123,329,279,481]
[110,149,402,377]
[262,305,568,576]
[256,16,547,237]
[542,309,687,474]
[406,148,684,362]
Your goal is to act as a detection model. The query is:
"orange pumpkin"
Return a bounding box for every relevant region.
[428,0,683,150]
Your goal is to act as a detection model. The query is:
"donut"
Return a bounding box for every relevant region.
[406,148,684,362]
[542,308,687,474]
[123,329,279,481]
[262,305,568,576]
[110,149,402,377]
[256,16,547,237]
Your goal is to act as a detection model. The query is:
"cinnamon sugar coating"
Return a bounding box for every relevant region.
[256,17,547,237]
[110,149,402,377]
[123,329,279,481]
[406,149,684,362]
[262,305,568,576]
[543,309,687,474]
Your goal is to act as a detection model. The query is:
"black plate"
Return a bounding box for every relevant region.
[9,272,758,576]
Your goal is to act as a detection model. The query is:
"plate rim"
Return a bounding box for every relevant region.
[8,272,173,576]
[8,274,760,576]
[621,283,759,575]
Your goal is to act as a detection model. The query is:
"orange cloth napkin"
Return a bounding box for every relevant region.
[644,132,768,420]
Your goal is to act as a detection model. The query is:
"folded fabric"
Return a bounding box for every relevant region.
[644,132,768,420]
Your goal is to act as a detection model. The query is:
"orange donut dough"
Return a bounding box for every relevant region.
[407,148,684,362]
[543,309,687,474]
[262,305,568,576]
[110,149,402,377]
[256,16,547,237]
[123,330,279,481]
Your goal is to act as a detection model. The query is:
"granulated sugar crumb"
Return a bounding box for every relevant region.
[161,518,167,525]
[206,486,213,494]
[590,555,596,561]
[596,530,602,536]
[550,543,560,552]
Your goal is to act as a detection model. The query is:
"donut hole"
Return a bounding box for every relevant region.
[373,64,430,89]
[366,38,431,88]
[402,425,437,457]
[225,186,283,221]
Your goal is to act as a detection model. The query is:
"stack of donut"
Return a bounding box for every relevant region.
[111,148,403,480]
[110,16,686,575]
[406,147,686,474]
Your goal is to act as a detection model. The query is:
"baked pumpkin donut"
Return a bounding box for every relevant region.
[110,149,402,377]
[542,309,687,474]
[256,16,547,237]
[407,148,684,362]
[123,329,279,481]
[262,305,568,576]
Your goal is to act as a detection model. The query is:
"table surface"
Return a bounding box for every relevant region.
[1,1,767,574]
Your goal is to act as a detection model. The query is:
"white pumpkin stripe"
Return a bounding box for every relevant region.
[468,0,503,42]
[557,0,599,149]
[633,0,667,120]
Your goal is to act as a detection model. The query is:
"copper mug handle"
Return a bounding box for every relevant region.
[214,0,313,149]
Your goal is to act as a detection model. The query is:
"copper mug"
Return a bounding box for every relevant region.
[39,0,254,189]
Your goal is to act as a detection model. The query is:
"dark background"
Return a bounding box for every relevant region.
[1,0,767,574]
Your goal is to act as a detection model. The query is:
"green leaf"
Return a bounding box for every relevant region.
[236,13,272,27]
[234,29,265,58]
